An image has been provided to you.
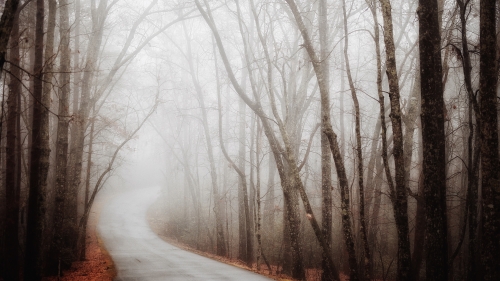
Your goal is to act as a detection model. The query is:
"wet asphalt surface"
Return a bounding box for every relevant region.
[98,186,272,281]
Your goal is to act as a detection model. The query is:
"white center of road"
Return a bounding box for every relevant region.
[98,186,272,281]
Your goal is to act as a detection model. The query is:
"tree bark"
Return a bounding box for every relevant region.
[342,2,371,279]
[411,156,425,280]
[479,0,500,280]
[319,0,334,279]
[66,0,108,262]
[417,0,449,279]
[78,106,96,261]
[40,0,56,273]
[238,99,248,263]
[50,0,71,272]
[25,0,48,278]
[378,1,413,279]
[4,9,21,280]
[454,1,480,279]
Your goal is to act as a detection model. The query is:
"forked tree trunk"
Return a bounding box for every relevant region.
[367,2,390,260]
[284,1,357,280]
[378,1,413,279]
[247,0,298,274]
[454,1,480,279]
[342,2,371,279]
[197,1,342,279]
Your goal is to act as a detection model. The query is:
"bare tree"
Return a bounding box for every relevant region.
[479,0,500,279]
[378,1,412,279]
[417,0,449,279]
[4,7,21,280]
[25,0,48,278]
[318,0,334,280]
[181,22,227,257]
[49,0,72,272]
[284,0,358,280]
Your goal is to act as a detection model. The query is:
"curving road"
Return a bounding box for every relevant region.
[98,186,271,281]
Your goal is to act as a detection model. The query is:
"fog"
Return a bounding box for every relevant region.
[1,0,499,280]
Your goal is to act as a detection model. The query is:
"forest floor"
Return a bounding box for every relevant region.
[147,207,351,281]
[43,196,116,281]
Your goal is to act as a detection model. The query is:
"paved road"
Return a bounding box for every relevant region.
[98,186,271,281]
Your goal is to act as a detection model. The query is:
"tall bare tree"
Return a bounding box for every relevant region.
[25,0,48,278]
[4,7,21,280]
[318,1,334,280]
[284,0,358,280]
[342,1,371,279]
[417,0,449,280]
[49,0,72,272]
[378,1,412,279]
[479,0,500,280]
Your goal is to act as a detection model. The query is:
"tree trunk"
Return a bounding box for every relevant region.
[318,1,334,280]
[417,0,449,279]
[479,0,500,279]
[263,154,276,231]
[4,10,21,280]
[284,1,357,280]
[454,1,480,279]
[215,63,253,266]
[49,0,71,272]
[403,73,421,188]
[78,106,96,261]
[342,2,371,279]
[40,0,56,272]
[25,0,48,278]
[367,1,389,259]
[66,0,107,261]
[467,111,479,281]
[198,1,341,279]
[238,98,248,263]
[378,1,413,279]
[411,157,425,279]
